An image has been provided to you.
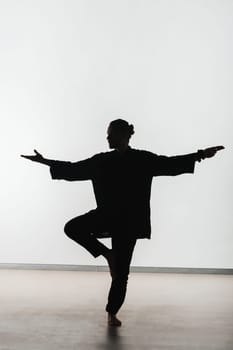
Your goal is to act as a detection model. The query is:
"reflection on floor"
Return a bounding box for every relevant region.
[0,269,233,350]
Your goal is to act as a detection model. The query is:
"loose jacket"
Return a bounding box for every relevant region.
[50,146,197,239]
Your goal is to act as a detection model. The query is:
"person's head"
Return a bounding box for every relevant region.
[107,118,135,151]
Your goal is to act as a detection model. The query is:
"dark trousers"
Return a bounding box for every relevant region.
[64,209,137,315]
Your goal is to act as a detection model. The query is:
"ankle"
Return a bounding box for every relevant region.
[107,312,122,326]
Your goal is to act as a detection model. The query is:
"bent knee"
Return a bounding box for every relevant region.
[64,219,85,240]
[64,221,75,238]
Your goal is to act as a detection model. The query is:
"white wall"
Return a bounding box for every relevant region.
[1,0,232,268]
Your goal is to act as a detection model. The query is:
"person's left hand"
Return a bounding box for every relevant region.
[203,145,225,159]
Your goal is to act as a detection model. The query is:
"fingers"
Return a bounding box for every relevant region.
[210,146,225,153]
[21,155,30,158]
[206,146,225,153]
[20,155,32,160]
[215,145,224,151]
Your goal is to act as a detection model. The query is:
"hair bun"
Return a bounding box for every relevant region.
[129,124,135,135]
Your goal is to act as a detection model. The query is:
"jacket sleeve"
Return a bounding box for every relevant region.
[50,155,97,181]
[147,151,197,176]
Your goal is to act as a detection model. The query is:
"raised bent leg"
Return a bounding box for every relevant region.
[64,210,111,258]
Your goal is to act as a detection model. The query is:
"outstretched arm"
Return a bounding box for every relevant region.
[21,149,96,181]
[149,145,225,177]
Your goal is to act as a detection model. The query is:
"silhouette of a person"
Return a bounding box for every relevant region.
[21,118,224,327]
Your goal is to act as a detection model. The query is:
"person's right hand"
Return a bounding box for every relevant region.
[20,149,45,163]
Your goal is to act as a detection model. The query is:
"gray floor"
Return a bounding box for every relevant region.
[0,269,233,350]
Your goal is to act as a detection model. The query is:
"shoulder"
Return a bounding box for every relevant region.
[89,151,115,165]
[92,148,159,160]
[91,150,115,160]
[130,148,159,158]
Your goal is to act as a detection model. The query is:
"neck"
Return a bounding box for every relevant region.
[115,144,130,152]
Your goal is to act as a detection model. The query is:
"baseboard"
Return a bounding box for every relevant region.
[0,263,232,274]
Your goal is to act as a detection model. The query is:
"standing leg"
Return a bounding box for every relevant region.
[105,235,137,326]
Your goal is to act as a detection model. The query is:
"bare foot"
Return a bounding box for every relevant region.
[108,313,122,327]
